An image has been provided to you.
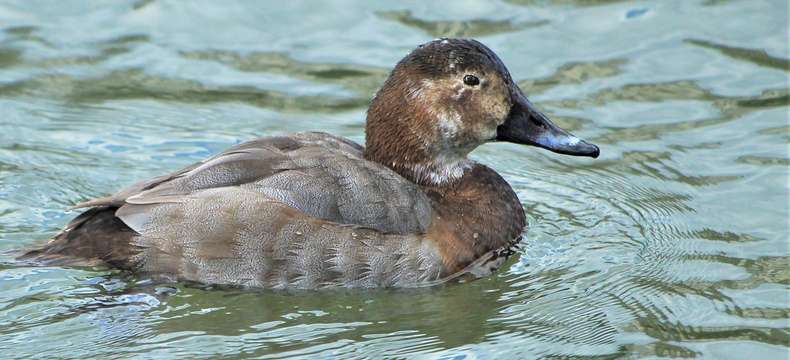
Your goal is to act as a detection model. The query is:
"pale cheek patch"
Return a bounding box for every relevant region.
[451,86,466,100]
[437,111,462,138]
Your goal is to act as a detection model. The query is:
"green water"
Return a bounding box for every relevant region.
[0,0,788,358]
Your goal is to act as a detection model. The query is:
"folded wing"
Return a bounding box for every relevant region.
[35,132,443,288]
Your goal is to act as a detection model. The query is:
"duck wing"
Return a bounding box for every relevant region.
[68,132,360,209]
[28,132,445,288]
[73,132,431,235]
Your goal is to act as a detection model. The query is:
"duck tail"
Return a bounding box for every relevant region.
[18,206,137,268]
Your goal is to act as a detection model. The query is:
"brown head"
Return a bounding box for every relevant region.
[365,38,599,185]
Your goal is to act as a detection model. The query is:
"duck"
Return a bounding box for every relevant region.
[21,38,599,289]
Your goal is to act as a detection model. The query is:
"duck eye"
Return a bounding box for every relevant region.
[463,74,480,86]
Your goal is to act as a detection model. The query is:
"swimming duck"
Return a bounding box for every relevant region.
[23,39,599,289]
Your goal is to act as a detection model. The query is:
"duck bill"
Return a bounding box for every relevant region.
[496,90,599,158]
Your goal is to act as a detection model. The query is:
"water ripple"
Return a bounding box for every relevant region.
[0,0,787,358]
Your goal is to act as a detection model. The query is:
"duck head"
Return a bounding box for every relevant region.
[365,38,599,185]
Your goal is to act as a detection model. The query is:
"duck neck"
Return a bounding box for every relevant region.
[366,146,473,186]
[364,75,472,186]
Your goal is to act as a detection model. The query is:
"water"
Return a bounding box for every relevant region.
[0,0,787,358]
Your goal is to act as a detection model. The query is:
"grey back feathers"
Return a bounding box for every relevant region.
[63,132,445,289]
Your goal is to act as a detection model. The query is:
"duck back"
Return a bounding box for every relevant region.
[21,132,446,288]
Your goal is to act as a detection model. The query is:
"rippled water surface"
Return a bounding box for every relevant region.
[1,0,788,358]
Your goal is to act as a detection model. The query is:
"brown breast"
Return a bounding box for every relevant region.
[424,164,527,274]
